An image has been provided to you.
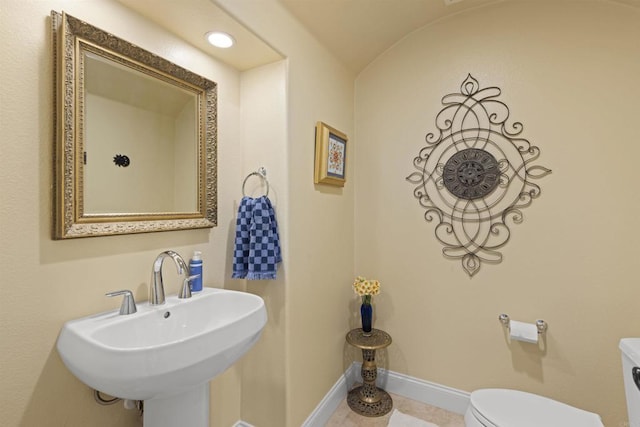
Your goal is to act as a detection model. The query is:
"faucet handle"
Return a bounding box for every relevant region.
[106,290,137,315]
[179,275,200,299]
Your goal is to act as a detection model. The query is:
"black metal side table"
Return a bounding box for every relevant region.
[345,328,393,417]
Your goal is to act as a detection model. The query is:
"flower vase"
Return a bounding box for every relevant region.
[360,302,373,336]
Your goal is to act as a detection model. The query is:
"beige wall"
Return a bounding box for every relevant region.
[237,60,288,426]
[2,0,352,425]
[1,0,246,425]
[217,1,356,425]
[8,0,634,426]
[355,1,640,426]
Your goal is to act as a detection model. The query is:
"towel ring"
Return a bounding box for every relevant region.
[242,167,269,197]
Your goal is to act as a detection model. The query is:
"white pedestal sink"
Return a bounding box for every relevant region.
[56,287,267,426]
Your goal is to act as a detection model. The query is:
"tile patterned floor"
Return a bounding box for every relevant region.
[325,392,465,427]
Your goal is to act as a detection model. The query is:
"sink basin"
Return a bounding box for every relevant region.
[57,287,267,401]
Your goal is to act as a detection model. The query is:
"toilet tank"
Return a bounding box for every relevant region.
[620,338,640,427]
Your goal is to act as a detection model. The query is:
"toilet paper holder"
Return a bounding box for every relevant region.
[498,314,547,334]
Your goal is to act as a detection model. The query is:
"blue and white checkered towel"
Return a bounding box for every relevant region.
[232,196,282,280]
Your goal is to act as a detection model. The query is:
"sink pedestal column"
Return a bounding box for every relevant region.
[144,384,209,427]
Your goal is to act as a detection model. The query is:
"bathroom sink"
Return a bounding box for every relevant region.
[56,287,267,400]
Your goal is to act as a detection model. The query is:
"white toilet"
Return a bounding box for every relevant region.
[464,336,640,427]
[463,388,604,427]
[620,338,640,427]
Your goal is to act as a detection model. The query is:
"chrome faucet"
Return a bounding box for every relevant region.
[179,274,200,299]
[150,250,189,305]
[105,290,137,315]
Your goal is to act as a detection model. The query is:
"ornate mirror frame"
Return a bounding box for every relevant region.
[52,11,217,239]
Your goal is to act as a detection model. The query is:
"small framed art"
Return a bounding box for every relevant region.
[314,121,348,186]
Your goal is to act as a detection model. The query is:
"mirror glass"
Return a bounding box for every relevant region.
[83,51,198,214]
[52,11,217,238]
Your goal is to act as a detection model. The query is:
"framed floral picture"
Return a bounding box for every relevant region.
[314,121,348,187]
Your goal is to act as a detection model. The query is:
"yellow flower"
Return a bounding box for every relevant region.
[352,276,382,299]
[369,280,381,296]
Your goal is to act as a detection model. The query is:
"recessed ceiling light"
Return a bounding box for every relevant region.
[205,31,235,49]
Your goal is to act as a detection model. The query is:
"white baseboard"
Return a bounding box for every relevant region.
[301,363,359,427]
[382,369,470,414]
[302,363,470,427]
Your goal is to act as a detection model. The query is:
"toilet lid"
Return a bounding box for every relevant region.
[469,389,604,427]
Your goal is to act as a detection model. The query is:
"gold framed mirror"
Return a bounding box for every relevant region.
[52,11,217,239]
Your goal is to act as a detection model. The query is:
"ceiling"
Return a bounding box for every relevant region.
[277,0,501,74]
[118,0,640,75]
[117,0,284,71]
[118,0,502,74]
[277,0,640,74]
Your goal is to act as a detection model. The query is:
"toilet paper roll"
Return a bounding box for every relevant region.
[509,320,539,343]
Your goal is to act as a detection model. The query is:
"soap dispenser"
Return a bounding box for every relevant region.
[189,251,203,292]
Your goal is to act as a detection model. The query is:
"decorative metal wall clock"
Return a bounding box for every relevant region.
[406,75,551,277]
